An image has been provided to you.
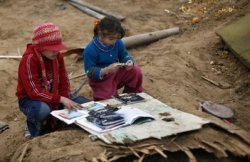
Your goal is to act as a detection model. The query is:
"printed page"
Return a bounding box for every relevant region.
[116,106,155,125]
[59,110,83,119]
[75,117,126,133]
[51,109,87,125]
[80,101,106,114]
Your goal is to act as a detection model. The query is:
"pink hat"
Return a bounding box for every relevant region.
[32,23,66,51]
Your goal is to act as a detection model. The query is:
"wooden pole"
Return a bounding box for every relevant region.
[69,1,105,19]
[69,0,125,21]
[0,56,22,59]
[122,27,180,48]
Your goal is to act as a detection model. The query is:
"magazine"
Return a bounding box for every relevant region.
[59,110,84,119]
[80,101,106,112]
[51,109,86,125]
[50,101,106,125]
[113,93,145,104]
[75,106,155,133]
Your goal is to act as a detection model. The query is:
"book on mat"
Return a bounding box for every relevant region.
[80,101,106,112]
[51,109,86,125]
[116,106,154,125]
[75,106,155,133]
[59,110,84,119]
[50,101,106,125]
[113,93,145,104]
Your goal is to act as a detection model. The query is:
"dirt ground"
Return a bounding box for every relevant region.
[0,0,250,161]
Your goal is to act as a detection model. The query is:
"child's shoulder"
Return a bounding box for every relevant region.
[21,52,39,64]
[116,39,125,46]
[85,41,98,52]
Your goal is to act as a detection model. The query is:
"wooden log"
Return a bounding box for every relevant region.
[122,27,180,48]
[70,0,125,21]
[69,1,105,19]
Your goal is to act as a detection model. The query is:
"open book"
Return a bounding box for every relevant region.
[116,107,154,125]
[75,106,155,133]
[50,101,106,125]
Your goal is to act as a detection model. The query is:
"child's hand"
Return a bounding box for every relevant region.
[60,96,82,110]
[125,60,134,71]
[102,63,121,75]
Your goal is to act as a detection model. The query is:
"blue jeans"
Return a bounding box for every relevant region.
[19,95,90,137]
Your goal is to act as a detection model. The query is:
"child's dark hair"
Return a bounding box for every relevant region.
[94,16,125,38]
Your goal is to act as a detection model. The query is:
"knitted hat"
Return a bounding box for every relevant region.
[32,23,66,51]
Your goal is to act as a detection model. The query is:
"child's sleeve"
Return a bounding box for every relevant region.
[83,46,102,80]
[117,40,134,63]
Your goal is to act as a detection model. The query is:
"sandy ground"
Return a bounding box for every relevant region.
[0,0,250,161]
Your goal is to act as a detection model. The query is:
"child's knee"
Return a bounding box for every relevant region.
[37,102,50,121]
[132,65,143,77]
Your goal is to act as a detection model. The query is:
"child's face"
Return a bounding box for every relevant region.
[99,31,121,46]
[41,50,59,60]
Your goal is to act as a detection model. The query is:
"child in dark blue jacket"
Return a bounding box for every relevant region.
[83,16,143,101]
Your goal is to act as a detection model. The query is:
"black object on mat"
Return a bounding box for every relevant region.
[114,93,145,104]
